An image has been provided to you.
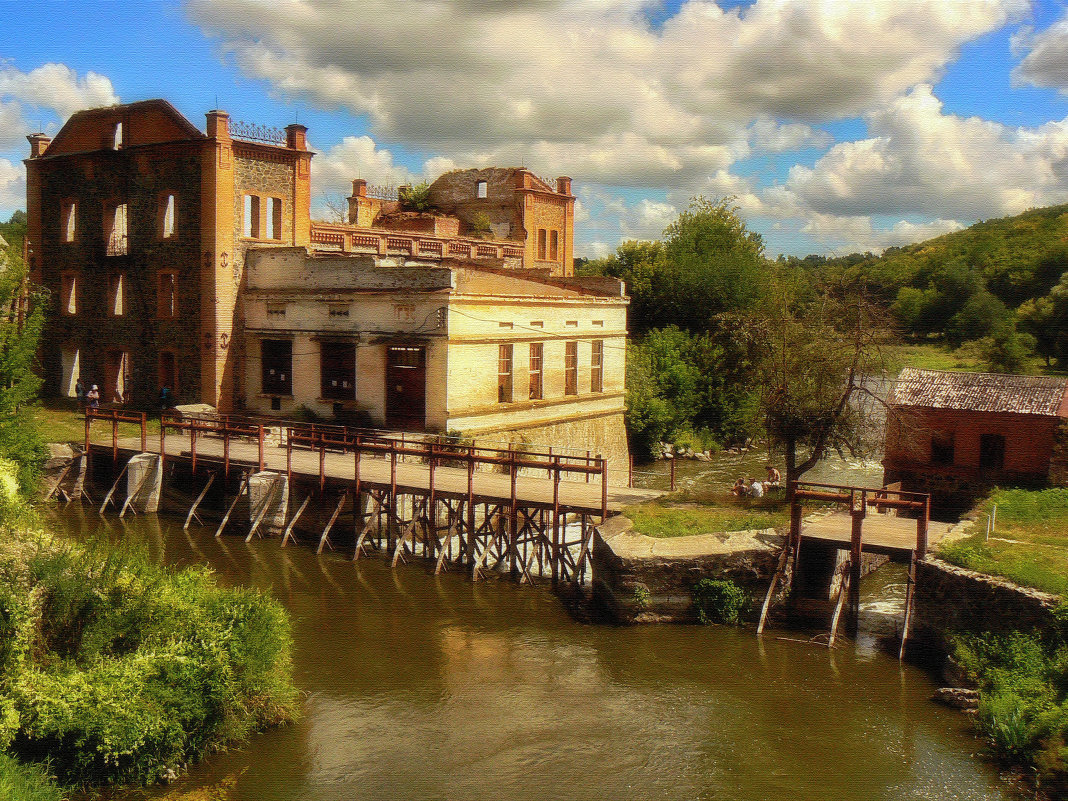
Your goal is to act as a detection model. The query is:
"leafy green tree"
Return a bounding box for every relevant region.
[977,322,1036,374]
[753,269,889,496]
[398,181,432,212]
[945,290,1011,347]
[0,244,46,491]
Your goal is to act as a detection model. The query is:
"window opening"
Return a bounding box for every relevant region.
[529,343,543,400]
[61,274,77,315]
[112,121,123,150]
[476,180,487,199]
[106,350,131,404]
[244,195,260,238]
[159,351,177,395]
[537,228,547,260]
[60,347,80,398]
[261,339,293,395]
[105,201,127,256]
[61,201,77,242]
[564,341,578,395]
[160,194,176,239]
[269,197,282,240]
[321,341,356,400]
[328,304,350,317]
[591,340,603,393]
[979,434,1006,472]
[930,432,954,466]
[108,274,124,317]
[498,344,513,403]
[157,272,177,318]
[550,229,559,260]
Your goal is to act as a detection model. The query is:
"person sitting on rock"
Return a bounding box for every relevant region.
[764,464,782,491]
[749,478,764,498]
[730,477,748,497]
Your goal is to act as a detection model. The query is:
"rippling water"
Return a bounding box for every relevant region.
[46,505,1022,801]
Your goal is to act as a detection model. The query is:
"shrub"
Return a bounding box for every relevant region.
[691,578,750,625]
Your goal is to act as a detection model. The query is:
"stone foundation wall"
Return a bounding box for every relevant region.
[912,558,1062,653]
[591,515,786,624]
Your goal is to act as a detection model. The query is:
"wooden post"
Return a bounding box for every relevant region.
[184,472,215,530]
[466,447,475,576]
[848,503,865,637]
[159,419,166,476]
[286,436,292,484]
[191,427,198,474]
[551,455,560,587]
[112,416,118,463]
[601,457,608,522]
[917,495,930,559]
[319,444,326,491]
[140,412,146,452]
[84,410,90,452]
[585,450,591,483]
[223,429,230,478]
[216,472,250,538]
[388,448,397,555]
[509,447,518,579]
[281,496,310,548]
[427,447,437,561]
[670,456,676,492]
[258,424,265,472]
[628,453,634,488]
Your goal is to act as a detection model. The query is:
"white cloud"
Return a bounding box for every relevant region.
[619,198,678,239]
[800,212,964,253]
[0,159,24,213]
[1013,13,1068,94]
[187,0,1022,182]
[774,84,1068,221]
[0,62,118,119]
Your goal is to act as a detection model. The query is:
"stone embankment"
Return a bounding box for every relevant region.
[591,514,785,623]
[655,439,758,461]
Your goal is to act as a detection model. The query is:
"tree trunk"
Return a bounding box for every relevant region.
[784,438,798,502]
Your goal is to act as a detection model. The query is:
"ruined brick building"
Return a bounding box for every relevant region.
[26,100,628,468]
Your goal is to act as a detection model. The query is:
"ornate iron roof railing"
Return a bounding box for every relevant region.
[230,120,287,146]
[366,184,399,201]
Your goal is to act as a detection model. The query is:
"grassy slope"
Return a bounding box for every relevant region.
[625,496,789,538]
[938,488,1068,596]
[0,754,62,801]
[32,398,162,446]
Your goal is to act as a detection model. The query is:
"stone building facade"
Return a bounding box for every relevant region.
[28,98,629,465]
[26,99,311,411]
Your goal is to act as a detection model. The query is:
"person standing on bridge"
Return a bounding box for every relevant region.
[87,384,100,409]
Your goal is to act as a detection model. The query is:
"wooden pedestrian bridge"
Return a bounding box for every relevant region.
[80,408,661,586]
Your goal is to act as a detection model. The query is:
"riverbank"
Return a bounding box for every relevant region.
[0,468,298,796]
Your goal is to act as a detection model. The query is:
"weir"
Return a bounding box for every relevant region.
[82,408,661,587]
[758,481,954,656]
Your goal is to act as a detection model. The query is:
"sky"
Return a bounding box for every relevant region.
[2,0,1068,259]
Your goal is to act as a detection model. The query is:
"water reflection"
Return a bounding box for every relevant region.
[50,509,1018,801]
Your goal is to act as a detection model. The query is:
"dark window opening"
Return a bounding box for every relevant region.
[529,343,543,400]
[591,340,603,393]
[564,341,577,396]
[320,341,356,400]
[979,434,1006,472]
[261,339,292,395]
[930,432,954,466]
[498,344,513,403]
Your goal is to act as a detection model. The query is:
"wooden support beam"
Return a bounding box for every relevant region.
[45,465,72,501]
[757,540,791,636]
[216,472,250,538]
[246,479,281,543]
[848,507,864,637]
[317,491,349,555]
[184,473,215,530]
[828,560,851,649]
[281,496,310,547]
[119,464,153,518]
[899,551,918,661]
[98,462,130,516]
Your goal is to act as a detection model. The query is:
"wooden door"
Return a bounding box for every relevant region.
[385,346,426,430]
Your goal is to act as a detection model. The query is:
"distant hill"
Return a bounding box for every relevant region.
[815,204,1068,309]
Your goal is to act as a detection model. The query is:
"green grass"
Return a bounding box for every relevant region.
[885,342,1066,376]
[939,488,1068,596]
[624,499,789,538]
[0,753,62,801]
[30,398,162,445]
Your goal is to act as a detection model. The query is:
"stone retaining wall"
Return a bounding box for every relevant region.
[591,515,786,624]
[912,557,1062,654]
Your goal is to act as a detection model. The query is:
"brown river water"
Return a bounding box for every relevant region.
[46,489,1025,801]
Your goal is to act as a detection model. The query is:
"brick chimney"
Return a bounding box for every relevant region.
[205,110,230,140]
[286,123,308,151]
[27,134,51,158]
[556,176,572,195]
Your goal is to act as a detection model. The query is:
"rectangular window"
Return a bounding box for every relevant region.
[261,339,293,395]
[979,434,1006,472]
[565,320,578,328]
[530,320,543,328]
[60,273,77,315]
[159,194,176,239]
[537,228,547,260]
[104,201,127,255]
[476,180,488,198]
[112,121,123,150]
[930,432,954,466]
[550,229,559,260]
[529,343,543,400]
[108,274,124,317]
[106,350,131,404]
[61,200,77,242]
[157,272,177,318]
[244,194,260,239]
[591,340,603,393]
[60,347,80,398]
[159,351,177,394]
[320,341,356,400]
[498,321,513,329]
[564,341,578,396]
[498,343,513,403]
[269,197,282,240]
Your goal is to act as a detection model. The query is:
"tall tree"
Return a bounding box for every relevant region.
[754,269,889,496]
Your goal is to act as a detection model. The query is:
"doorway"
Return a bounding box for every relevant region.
[385,346,426,430]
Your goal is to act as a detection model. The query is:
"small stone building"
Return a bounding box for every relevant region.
[883,368,1068,512]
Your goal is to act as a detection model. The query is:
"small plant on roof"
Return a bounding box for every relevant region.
[398,181,432,212]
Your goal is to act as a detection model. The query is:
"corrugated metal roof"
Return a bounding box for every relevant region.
[889,368,1068,416]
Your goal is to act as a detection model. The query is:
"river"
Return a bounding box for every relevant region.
[47,502,1021,801]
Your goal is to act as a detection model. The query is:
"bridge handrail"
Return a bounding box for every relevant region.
[84,406,147,456]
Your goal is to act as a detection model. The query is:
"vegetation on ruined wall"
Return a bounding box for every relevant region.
[624,499,788,540]
[691,578,750,625]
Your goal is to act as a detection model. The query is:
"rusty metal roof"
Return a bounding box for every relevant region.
[889,368,1068,416]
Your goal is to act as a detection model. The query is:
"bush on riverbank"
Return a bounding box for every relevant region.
[0,491,297,788]
[692,579,750,625]
[952,628,1068,793]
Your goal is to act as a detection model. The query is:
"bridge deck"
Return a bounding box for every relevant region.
[100,434,663,514]
[801,512,953,556]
